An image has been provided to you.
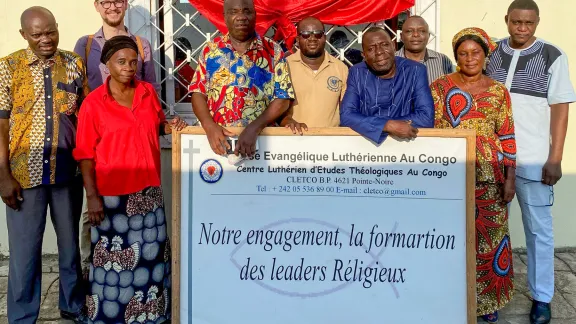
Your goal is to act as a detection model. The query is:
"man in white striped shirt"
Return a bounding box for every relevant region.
[486,1,576,323]
[396,15,454,85]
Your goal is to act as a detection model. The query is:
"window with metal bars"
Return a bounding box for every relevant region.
[126,0,439,125]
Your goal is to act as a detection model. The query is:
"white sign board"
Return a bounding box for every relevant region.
[173,128,475,324]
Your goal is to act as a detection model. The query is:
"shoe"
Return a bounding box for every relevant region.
[530,300,551,324]
[60,310,89,324]
[481,311,498,323]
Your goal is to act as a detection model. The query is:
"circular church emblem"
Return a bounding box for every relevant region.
[199,159,223,183]
[327,76,342,92]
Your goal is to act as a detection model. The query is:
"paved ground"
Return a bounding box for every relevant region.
[0,252,575,323]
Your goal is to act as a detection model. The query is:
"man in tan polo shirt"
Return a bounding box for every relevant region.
[280,17,348,132]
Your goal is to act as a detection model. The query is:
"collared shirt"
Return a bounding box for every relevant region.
[487,38,576,180]
[73,27,160,93]
[189,33,295,127]
[396,48,454,85]
[73,78,165,196]
[340,57,435,144]
[287,50,348,127]
[0,48,87,189]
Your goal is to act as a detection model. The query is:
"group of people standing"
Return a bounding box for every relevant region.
[0,0,572,324]
[189,0,573,324]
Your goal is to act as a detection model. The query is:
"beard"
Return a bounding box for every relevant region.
[302,51,324,58]
[103,11,125,27]
[302,47,324,59]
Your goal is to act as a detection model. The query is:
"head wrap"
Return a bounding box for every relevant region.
[452,27,497,55]
[100,35,139,64]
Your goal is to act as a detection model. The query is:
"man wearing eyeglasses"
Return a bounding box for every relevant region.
[73,0,159,93]
[279,17,349,133]
[340,26,434,144]
[72,0,160,286]
[190,0,294,157]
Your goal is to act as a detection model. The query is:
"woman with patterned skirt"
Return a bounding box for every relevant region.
[73,36,187,323]
[430,28,517,323]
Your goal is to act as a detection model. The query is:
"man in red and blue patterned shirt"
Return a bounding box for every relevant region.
[189,0,295,157]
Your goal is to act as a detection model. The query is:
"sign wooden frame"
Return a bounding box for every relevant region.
[171,127,477,323]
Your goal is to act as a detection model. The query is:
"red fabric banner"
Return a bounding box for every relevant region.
[187,0,415,49]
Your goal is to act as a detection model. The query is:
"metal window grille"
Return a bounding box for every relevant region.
[126,0,439,128]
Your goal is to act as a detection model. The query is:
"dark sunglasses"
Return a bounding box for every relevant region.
[299,30,325,39]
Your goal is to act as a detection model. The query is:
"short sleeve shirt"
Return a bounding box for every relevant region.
[73,79,165,196]
[287,50,348,127]
[487,38,576,180]
[189,33,295,127]
[0,48,88,189]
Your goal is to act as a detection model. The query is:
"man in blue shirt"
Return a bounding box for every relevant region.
[340,27,434,144]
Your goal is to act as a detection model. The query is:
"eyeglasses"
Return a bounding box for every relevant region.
[299,30,324,40]
[522,180,555,207]
[98,0,125,10]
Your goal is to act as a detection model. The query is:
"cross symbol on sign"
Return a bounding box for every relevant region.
[183,139,201,201]
[183,140,201,156]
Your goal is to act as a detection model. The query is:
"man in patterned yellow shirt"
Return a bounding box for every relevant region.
[0,6,88,324]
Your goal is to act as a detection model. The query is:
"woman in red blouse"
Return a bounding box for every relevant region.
[73,36,186,323]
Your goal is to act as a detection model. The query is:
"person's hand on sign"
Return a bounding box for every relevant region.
[278,104,308,135]
[203,121,236,156]
[163,116,188,135]
[384,120,418,140]
[235,124,259,158]
[283,117,308,135]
